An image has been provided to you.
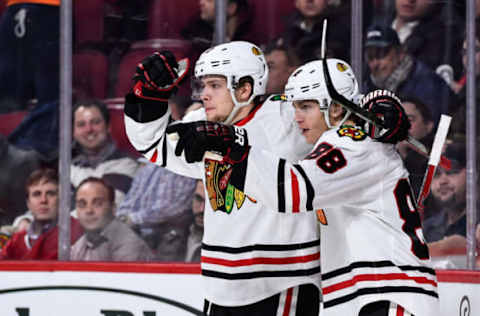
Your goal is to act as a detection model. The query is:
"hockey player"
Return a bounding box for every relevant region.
[167,59,439,316]
[124,41,325,315]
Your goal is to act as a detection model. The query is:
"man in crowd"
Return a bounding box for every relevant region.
[72,99,139,206]
[1,168,83,260]
[363,24,456,126]
[72,177,153,261]
[185,180,205,262]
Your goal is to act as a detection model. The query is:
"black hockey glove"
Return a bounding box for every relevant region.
[360,90,411,144]
[132,50,189,102]
[166,121,250,164]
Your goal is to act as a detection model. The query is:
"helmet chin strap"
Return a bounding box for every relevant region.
[222,79,256,125]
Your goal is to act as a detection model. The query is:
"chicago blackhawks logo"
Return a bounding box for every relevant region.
[337,126,366,141]
[336,62,348,72]
[205,159,249,213]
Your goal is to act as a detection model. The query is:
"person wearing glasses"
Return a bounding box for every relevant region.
[362,24,456,126]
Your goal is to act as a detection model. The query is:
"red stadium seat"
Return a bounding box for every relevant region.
[115,38,193,97]
[74,0,105,45]
[0,111,28,136]
[73,50,109,100]
[249,0,295,45]
[147,0,199,38]
[104,98,141,158]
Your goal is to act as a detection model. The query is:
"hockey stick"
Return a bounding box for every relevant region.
[416,114,451,215]
[319,19,451,170]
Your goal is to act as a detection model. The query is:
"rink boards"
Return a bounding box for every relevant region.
[0,262,478,316]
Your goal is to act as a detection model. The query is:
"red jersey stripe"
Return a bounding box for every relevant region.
[323,273,438,294]
[149,149,158,163]
[396,305,405,316]
[235,103,263,126]
[282,287,294,316]
[290,169,300,213]
[201,252,320,267]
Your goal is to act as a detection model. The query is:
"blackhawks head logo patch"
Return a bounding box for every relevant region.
[337,125,366,141]
[204,158,249,214]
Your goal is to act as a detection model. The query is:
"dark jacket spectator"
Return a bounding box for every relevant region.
[181,0,256,61]
[282,1,351,63]
[383,0,464,79]
[363,24,456,125]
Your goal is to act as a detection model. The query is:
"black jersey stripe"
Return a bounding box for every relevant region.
[323,286,438,308]
[160,133,167,167]
[138,136,162,155]
[322,260,436,280]
[278,159,286,213]
[202,266,321,280]
[202,239,320,254]
[293,164,315,211]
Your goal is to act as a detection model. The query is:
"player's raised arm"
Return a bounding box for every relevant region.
[123,51,189,164]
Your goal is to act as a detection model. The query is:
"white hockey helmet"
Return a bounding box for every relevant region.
[284,58,359,128]
[194,41,269,124]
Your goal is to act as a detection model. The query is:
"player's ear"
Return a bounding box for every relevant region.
[329,102,345,123]
[235,79,253,102]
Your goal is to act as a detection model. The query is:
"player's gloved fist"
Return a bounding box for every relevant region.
[360,89,411,144]
[132,50,189,102]
[166,121,249,164]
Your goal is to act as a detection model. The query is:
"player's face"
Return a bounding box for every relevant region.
[266,49,294,94]
[295,0,328,18]
[395,0,433,22]
[402,101,433,140]
[74,106,109,153]
[27,179,59,222]
[366,46,401,83]
[192,181,205,228]
[76,182,114,232]
[200,76,235,122]
[293,100,328,144]
[199,0,215,22]
[431,166,466,205]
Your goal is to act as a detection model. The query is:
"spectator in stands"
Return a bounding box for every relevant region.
[423,142,469,243]
[0,0,60,112]
[71,177,153,261]
[117,160,195,261]
[385,0,464,80]
[71,99,139,206]
[363,24,456,126]
[448,21,480,137]
[181,0,255,60]
[282,0,352,63]
[0,134,41,227]
[0,168,83,260]
[185,180,205,262]
[396,96,435,195]
[263,37,299,95]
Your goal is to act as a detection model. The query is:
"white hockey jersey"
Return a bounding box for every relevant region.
[242,125,440,316]
[124,96,321,306]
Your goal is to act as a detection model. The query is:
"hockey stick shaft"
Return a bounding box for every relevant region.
[416,114,451,215]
